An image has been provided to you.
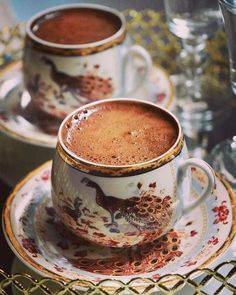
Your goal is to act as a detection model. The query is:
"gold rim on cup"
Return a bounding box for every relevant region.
[57,98,184,177]
[25,3,127,56]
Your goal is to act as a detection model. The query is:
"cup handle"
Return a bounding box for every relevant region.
[177,158,215,215]
[121,45,152,95]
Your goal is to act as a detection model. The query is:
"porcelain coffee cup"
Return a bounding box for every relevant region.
[23,4,152,120]
[51,98,215,248]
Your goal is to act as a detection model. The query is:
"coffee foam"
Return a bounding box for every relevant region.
[32,8,121,45]
[61,101,178,166]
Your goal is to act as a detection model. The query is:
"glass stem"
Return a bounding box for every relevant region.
[180,38,208,101]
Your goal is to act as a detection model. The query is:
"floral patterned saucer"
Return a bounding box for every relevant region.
[0,60,174,147]
[3,161,235,291]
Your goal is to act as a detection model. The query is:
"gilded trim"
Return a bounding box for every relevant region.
[25,3,127,57]
[25,32,126,56]
[2,162,236,288]
[56,135,185,177]
[57,98,184,177]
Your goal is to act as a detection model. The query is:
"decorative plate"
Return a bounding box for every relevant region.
[3,161,236,291]
[0,60,174,147]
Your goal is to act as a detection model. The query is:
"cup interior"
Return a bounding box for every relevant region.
[26,4,125,48]
[58,98,182,169]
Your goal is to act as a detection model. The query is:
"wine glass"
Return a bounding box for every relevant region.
[207,0,236,189]
[164,0,231,125]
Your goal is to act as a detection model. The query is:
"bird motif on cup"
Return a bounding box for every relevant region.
[81,177,173,236]
[41,56,114,102]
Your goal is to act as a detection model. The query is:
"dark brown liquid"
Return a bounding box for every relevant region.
[61,101,179,166]
[32,8,122,45]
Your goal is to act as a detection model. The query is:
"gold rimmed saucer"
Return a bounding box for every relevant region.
[2,161,236,292]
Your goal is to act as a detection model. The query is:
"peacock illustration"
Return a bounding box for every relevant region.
[81,177,173,234]
[41,56,114,101]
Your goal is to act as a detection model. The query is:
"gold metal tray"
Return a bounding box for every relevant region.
[0,260,235,294]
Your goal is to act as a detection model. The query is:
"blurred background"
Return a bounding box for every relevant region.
[0,0,164,27]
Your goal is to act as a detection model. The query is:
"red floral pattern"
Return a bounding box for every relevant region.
[212,201,229,224]
[156,92,166,103]
[0,111,8,122]
[208,236,219,246]
[21,237,41,258]
[41,170,51,181]
[54,265,66,272]
[190,230,198,237]
[182,259,197,267]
